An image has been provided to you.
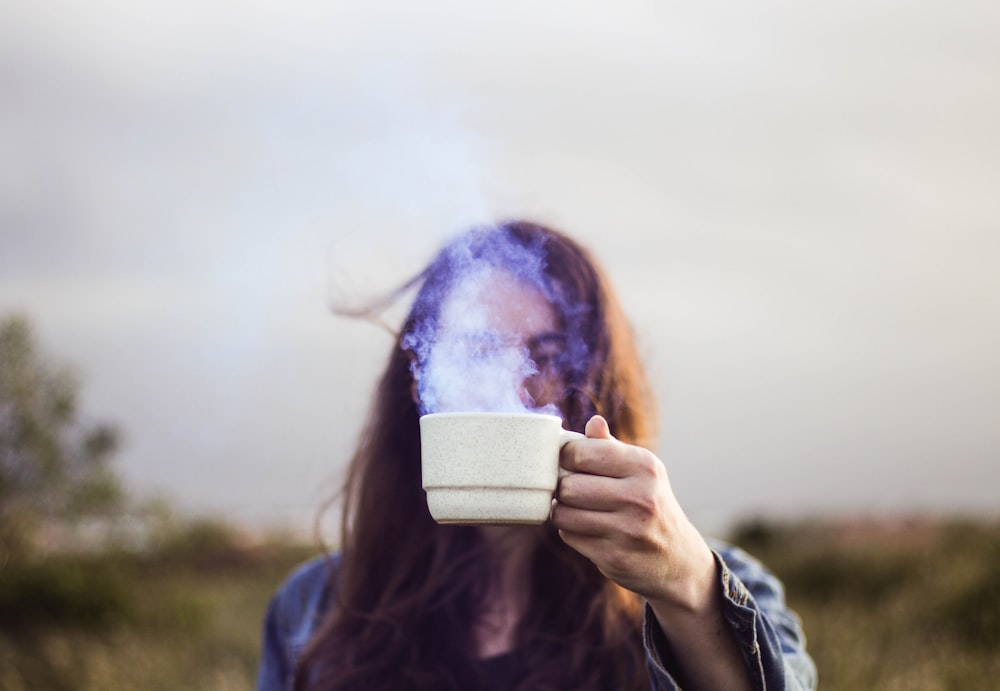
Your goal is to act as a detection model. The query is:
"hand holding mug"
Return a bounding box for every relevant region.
[552,415,716,608]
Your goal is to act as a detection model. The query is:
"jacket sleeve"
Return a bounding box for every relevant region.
[255,555,339,691]
[643,544,817,691]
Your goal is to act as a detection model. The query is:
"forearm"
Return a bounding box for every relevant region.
[646,552,755,691]
[643,545,818,691]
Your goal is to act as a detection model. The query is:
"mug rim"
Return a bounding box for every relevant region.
[419,411,563,423]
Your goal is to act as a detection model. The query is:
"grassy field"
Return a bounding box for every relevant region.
[731,517,1000,690]
[0,520,316,691]
[2,517,998,690]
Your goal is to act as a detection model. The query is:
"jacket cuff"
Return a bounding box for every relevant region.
[641,549,771,691]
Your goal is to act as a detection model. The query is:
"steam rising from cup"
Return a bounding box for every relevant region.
[401,225,589,419]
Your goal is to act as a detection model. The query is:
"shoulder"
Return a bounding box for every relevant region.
[277,553,341,607]
[266,553,341,662]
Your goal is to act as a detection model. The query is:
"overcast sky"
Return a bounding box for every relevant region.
[2,1,998,535]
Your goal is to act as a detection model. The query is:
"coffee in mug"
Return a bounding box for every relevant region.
[419,412,584,524]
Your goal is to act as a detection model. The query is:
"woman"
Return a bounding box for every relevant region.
[256,221,816,691]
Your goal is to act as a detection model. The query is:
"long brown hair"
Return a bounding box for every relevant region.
[295,221,658,690]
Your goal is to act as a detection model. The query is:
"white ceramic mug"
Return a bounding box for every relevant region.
[420,412,584,524]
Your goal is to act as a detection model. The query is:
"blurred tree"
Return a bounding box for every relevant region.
[0,314,123,556]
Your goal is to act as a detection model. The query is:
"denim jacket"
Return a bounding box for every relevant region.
[256,542,816,690]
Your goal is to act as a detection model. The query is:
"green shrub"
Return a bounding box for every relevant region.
[729,517,782,553]
[779,551,917,605]
[0,557,132,630]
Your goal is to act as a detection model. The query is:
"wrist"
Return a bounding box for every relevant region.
[647,541,719,620]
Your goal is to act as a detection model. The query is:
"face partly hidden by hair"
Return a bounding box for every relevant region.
[402,228,588,419]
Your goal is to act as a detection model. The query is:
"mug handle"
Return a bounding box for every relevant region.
[557,429,585,479]
[559,429,585,447]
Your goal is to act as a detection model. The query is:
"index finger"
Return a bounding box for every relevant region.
[559,437,632,479]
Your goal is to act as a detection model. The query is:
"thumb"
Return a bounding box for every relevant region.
[584,415,614,440]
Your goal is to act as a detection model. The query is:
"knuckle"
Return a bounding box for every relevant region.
[559,475,591,505]
[565,448,581,469]
[551,509,572,533]
[625,489,658,520]
[557,477,573,502]
[602,546,631,576]
[632,449,660,478]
